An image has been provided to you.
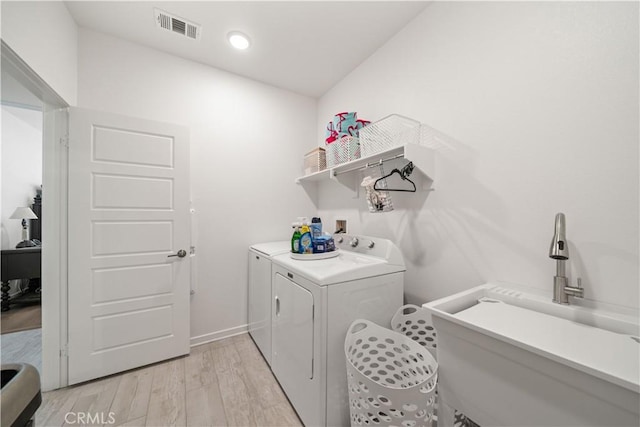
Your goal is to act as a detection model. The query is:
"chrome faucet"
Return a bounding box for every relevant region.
[549,213,584,304]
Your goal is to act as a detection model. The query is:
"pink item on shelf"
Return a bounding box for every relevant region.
[325,121,338,144]
[325,112,371,144]
[356,119,371,131]
[333,112,357,138]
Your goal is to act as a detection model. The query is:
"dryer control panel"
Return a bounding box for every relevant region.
[333,234,403,266]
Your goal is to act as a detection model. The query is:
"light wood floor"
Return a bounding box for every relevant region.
[1,303,41,334]
[35,333,303,427]
[0,328,42,373]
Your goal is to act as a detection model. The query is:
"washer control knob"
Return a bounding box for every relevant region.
[337,236,344,244]
[350,237,359,247]
[368,240,375,249]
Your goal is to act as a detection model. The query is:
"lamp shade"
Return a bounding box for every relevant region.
[10,207,38,220]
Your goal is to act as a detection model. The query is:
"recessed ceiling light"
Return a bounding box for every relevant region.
[227,31,251,50]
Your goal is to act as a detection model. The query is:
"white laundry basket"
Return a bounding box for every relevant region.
[344,319,438,427]
[391,305,438,360]
[391,305,480,427]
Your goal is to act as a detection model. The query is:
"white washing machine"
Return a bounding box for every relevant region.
[270,234,405,427]
[248,241,290,365]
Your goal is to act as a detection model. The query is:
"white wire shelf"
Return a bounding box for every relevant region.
[295,143,434,188]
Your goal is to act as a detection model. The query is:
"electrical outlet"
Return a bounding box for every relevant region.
[336,219,347,234]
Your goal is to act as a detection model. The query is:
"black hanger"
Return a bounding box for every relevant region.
[373,162,416,192]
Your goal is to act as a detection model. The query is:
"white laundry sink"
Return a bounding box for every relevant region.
[423,282,640,427]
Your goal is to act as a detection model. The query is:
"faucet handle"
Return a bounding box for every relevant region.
[565,277,585,299]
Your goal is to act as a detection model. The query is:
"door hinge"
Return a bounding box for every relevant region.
[60,343,69,357]
[60,134,69,148]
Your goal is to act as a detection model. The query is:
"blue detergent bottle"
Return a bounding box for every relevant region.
[311,217,322,239]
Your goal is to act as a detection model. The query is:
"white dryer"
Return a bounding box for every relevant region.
[248,241,290,365]
[270,234,405,427]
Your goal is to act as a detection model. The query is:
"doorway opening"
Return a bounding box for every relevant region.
[0,97,43,371]
[1,40,69,391]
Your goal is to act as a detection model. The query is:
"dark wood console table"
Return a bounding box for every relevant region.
[1,247,41,312]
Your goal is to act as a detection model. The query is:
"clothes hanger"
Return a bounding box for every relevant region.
[373,162,417,192]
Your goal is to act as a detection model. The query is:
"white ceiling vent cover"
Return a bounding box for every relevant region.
[154,8,201,40]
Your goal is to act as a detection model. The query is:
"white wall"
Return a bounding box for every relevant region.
[317,2,639,309]
[1,1,78,105]
[77,29,317,342]
[1,105,43,250]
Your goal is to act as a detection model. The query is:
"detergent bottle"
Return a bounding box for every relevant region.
[291,222,301,253]
[311,217,322,239]
[299,220,313,254]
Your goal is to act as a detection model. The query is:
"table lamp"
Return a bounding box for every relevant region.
[9,207,38,248]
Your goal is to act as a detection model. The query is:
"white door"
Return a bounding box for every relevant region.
[67,107,190,385]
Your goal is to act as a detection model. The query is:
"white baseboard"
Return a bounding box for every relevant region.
[190,324,249,348]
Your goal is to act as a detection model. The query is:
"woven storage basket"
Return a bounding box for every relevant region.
[303,147,326,175]
[327,136,361,167]
[344,319,438,427]
[359,114,422,157]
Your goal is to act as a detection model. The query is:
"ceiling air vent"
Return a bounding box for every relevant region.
[154,8,201,40]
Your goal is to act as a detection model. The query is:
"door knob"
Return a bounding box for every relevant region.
[168,249,187,258]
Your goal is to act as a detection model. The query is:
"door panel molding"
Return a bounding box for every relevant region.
[67,107,190,385]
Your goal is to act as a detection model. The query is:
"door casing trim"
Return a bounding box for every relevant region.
[2,40,70,391]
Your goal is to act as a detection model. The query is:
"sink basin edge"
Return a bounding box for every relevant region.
[422,283,640,394]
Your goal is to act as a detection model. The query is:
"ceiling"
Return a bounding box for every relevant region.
[65,1,429,98]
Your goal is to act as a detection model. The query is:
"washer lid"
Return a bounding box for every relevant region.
[250,241,291,258]
[272,251,405,286]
